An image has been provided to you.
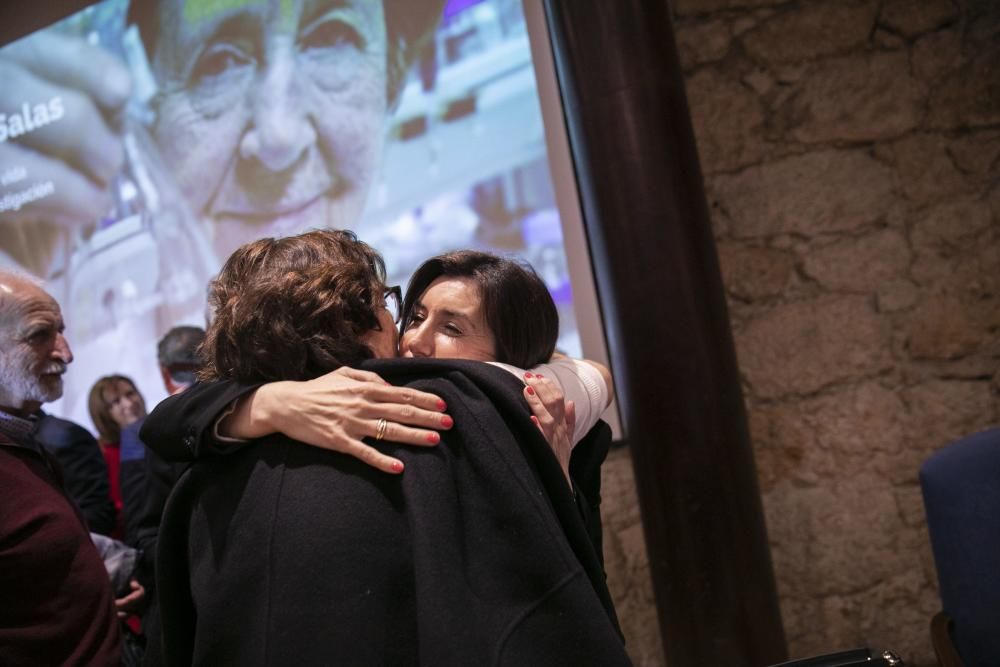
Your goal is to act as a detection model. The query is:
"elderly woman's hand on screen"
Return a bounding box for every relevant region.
[0,32,129,275]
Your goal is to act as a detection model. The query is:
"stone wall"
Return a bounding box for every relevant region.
[663,0,999,664]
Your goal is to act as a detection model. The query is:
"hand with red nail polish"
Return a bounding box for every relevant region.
[523,373,575,486]
[215,366,451,475]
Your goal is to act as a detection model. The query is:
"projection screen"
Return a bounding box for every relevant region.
[0,0,617,435]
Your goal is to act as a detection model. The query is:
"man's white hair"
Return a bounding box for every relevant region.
[0,267,44,289]
[0,269,46,327]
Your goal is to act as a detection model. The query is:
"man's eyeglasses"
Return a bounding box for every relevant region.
[383,285,402,324]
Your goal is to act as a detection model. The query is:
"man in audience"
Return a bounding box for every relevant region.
[0,270,121,664]
[34,396,117,536]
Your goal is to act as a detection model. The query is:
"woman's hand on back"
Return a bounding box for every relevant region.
[220,367,453,475]
[523,372,575,488]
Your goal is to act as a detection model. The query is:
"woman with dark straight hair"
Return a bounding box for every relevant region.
[397,250,613,452]
[401,250,560,369]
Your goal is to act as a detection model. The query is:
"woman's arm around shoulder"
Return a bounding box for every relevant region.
[532,354,613,444]
[139,379,254,462]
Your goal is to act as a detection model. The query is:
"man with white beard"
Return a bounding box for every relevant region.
[0,270,121,665]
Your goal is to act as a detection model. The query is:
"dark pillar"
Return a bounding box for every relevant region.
[543,1,787,665]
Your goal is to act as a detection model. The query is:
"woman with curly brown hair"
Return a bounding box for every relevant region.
[196,229,401,384]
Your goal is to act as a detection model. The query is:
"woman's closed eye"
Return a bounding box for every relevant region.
[405,312,463,336]
[405,312,426,330]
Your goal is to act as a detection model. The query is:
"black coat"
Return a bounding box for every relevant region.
[148,359,629,666]
[36,412,117,536]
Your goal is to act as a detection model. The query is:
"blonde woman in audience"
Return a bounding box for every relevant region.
[88,375,147,538]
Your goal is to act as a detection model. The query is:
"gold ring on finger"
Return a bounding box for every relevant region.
[375,417,388,441]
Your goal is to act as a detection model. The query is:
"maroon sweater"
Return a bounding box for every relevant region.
[0,439,121,666]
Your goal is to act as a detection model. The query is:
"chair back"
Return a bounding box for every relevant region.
[920,428,1000,667]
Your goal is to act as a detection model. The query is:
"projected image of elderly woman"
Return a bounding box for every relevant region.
[136,0,444,261]
[0,0,448,441]
[0,0,443,270]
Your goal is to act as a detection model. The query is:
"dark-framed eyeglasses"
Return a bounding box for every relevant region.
[383,285,402,324]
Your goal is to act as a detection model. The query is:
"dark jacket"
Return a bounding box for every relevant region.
[139,364,614,568]
[119,420,151,576]
[36,412,117,536]
[119,417,187,656]
[146,359,629,666]
[120,418,186,591]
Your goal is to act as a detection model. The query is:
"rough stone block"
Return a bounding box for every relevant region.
[764,475,903,596]
[911,27,963,83]
[902,380,999,452]
[879,0,959,38]
[911,197,994,250]
[742,0,878,65]
[716,241,795,301]
[777,52,927,144]
[889,133,970,207]
[910,215,999,298]
[927,42,1000,129]
[749,406,799,493]
[894,485,927,528]
[686,68,770,173]
[601,447,645,532]
[758,383,908,487]
[873,27,907,50]
[968,8,1000,46]
[948,129,1000,175]
[802,229,911,293]
[742,67,775,96]
[906,296,997,360]
[736,296,893,399]
[675,18,731,70]
[713,150,894,239]
[875,279,919,313]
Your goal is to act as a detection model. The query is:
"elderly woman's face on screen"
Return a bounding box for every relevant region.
[150,0,389,261]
